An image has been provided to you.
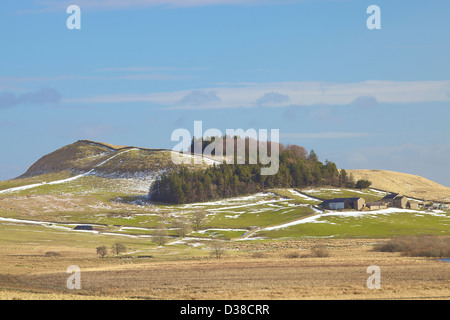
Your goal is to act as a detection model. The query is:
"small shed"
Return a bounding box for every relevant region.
[74,225,94,231]
[407,201,419,210]
[382,193,409,209]
[393,196,408,209]
[366,202,387,210]
[322,197,365,210]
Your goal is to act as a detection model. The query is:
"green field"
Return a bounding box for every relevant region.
[255,210,450,239]
[1,178,449,247]
[2,139,447,248]
[299,187,386,202]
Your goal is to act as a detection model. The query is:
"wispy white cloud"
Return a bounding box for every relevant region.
[0,73,189,83]
[64,80,450,109]
[178,90,221,107]
[96,66,207,72]
[281,132,371,139]
[257,91,290,107]
[0,66,202,85]
[351,95,378,109]
[33,0,288,12]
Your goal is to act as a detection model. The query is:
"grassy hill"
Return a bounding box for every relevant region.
[348,169,450,203]
[18,140,172,178]
[1,142,449,301]
[4,140,448,203]
[0,141,448,242]
[0,140,218,194]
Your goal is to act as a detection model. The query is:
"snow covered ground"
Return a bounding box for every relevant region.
[288,189,322,202]
[207,198,291,212]
[170,151,222,166]
[0,148,138,195]
[260,207,449,231]
[0,149,225,196]
[179,192,275,208]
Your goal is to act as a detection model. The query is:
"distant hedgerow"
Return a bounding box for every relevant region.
[373,235,450,258]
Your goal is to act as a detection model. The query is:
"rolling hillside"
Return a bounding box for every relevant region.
[1,141,448,204]
[0,140,218,195]
[19,140,184,179]
[0,141,448,250]
[348,169,450,203]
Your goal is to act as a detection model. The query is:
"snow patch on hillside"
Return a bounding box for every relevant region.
[260,207,449,231]
[0,148,144,194]
[288,189,321,202]
[170,151,222,166]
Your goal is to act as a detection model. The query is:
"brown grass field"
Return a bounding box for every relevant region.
[0,239,448,300]
[348,169,450,203]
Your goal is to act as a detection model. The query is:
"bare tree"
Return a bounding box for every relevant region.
[192,212,206,231]
[153,224,169,246]
[96,246,108,258]
[175,217,192,238]
[210,240,226,259]
[158,210,170,223]
[111,242,126,256]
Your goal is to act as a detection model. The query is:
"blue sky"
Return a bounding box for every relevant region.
[1,0,450,187]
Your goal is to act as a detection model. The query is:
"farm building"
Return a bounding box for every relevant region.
[393,196,408,209]
[74,225,94,231]
[366,202,388,210]
[381,193,399,206]
[407,201,419,210]
[321,197,365,210]
[381,193,407,208]
[381,193,420,209]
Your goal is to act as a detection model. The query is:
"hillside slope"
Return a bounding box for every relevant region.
[348,169,450,203]
[0,140,219,195]
[3,141,448,204]
[18,140,170,178]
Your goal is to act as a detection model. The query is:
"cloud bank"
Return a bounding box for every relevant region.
[34,0,284,12]
[179,90,221,107]
[281,132,371,139]
[0,87,61,109]
[65,80,450,109]
[257,91,290,107]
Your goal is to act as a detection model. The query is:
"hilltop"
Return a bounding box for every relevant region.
[348,169,450,203]
[0,140,219,196]
[2,141,448,204]
[15,139,219,181]
[18,140,172,179]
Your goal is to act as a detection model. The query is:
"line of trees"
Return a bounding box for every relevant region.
[149,138,358,204]
[96,242,127,258]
